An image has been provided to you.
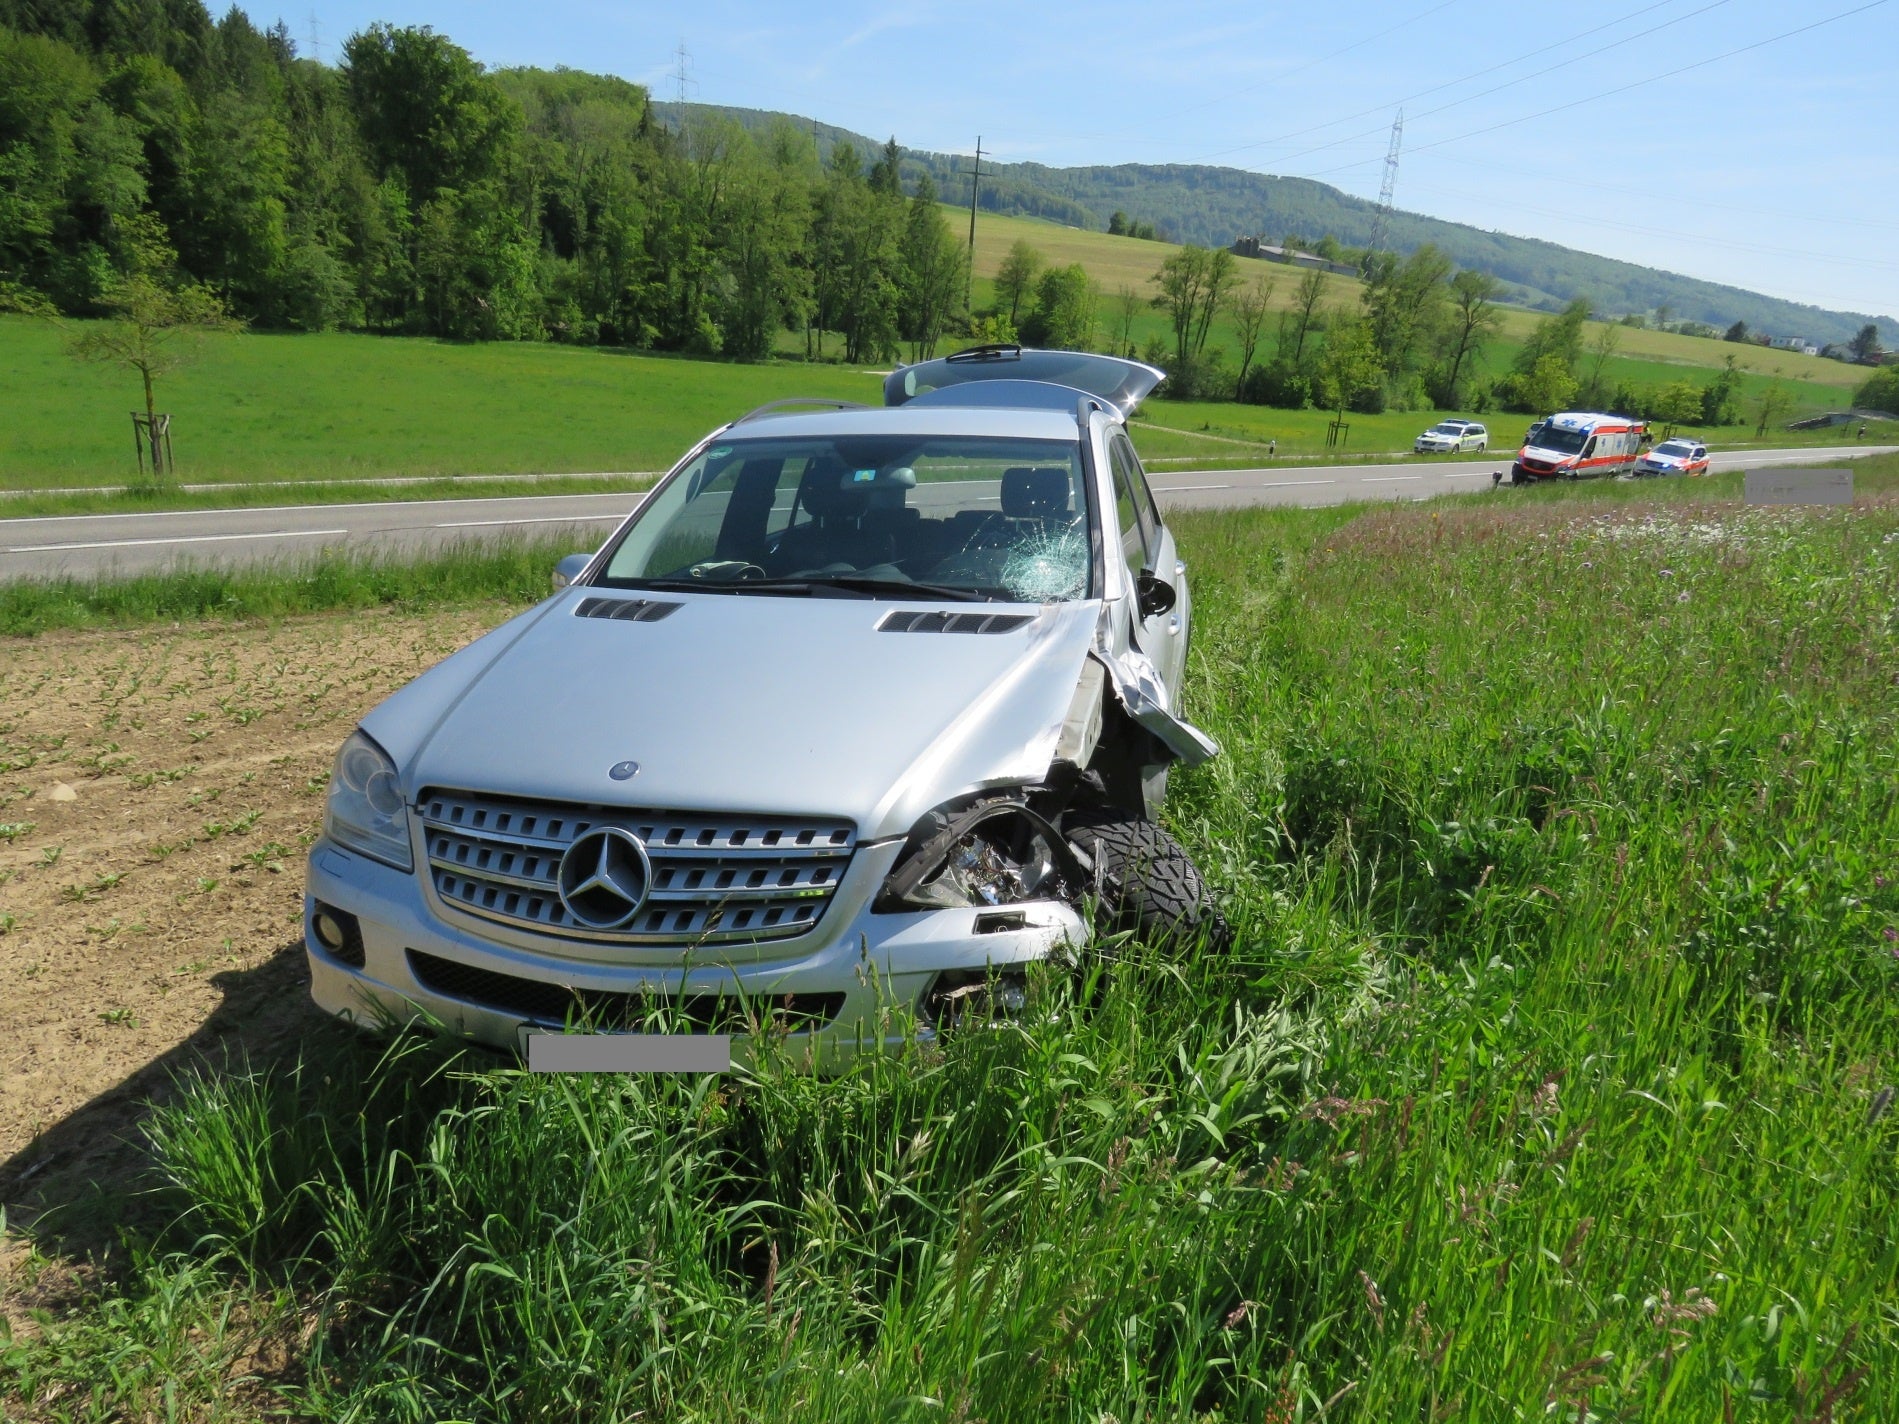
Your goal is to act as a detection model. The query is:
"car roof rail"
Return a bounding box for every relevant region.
[732,397,873,425]
[944,343,1023,363]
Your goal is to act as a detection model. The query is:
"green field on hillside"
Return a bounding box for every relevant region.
[0,269,1872,500]
[5,462,1896,1417]
[960,207,1867,389]
[0,317,885,490]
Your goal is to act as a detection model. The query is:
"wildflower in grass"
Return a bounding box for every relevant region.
[1529,1076,1561,1119]
[1300,1094,1386,1125]
[1676,591,1690,603]
[1358,1270,1386,1330]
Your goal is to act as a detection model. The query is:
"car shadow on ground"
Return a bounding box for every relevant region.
[0,940,353,1269]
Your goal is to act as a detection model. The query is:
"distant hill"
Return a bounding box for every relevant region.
[659,102,1896,351]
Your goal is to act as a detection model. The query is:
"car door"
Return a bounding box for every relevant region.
[1108,429,1188,706]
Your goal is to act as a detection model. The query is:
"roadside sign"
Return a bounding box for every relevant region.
[1745,468,1852,505]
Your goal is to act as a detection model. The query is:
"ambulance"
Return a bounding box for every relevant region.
[1507,411,1649,483]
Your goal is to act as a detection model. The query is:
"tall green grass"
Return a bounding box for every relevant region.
[0,535,582,636]
[5,482,1897,1420]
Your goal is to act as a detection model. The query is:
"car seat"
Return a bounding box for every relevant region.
[772,462,915,574]
[1001,466,1075,530]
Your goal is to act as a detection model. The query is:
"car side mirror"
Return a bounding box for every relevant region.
[552,552,591,591]
[1135,570,1176,618]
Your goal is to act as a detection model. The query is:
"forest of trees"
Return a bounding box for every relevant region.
[0,2,968,361]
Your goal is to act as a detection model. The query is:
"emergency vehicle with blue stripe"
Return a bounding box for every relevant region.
[1509,411,1649,483]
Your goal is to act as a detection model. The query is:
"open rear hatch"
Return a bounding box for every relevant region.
[885,345,1165,418]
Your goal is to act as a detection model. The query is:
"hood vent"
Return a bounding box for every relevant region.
[878,609,1033,635]
[574,596,682,624]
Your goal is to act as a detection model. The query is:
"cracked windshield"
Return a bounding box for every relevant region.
[601,434,1092,602]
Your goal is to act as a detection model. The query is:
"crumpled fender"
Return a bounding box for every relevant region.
[1092,621,1220,767]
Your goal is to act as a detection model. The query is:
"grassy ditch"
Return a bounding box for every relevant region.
[5,478,1898,1419]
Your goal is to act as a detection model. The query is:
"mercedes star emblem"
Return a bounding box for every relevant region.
[556,826,653,929]
[609,760,641,781]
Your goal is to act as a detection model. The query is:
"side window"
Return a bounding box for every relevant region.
[1107,437,1149,571]
[1110,435,1159,559]
[1582,437,1598,458]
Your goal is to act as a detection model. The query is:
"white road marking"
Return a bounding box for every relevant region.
[1153,484,1233,492]
[431,514,627,529]
[8,529,348,553]
[1364,476,1423,483]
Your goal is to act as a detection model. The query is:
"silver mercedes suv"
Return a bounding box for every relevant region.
[303,347,1224,1062]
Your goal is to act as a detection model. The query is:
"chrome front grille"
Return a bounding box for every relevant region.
[418,789,856,945]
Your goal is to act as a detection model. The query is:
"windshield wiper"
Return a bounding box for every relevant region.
[737,575,998,602]
[602,574,1002,602]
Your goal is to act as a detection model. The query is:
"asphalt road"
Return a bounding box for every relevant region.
[3,446,1891,582]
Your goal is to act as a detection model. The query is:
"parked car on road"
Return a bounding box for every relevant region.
[305,346,1225,1063]
[1634,438,1710,477]
[1414,419,1488,453]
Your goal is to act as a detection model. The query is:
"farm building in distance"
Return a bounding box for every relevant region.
[1230,236,1358,276]
[1767,334,1821,356]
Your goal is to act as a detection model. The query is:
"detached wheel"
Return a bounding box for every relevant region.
[1064,811,1229,949]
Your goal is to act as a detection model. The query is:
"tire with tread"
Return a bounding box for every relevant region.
[1064,810,1229,949]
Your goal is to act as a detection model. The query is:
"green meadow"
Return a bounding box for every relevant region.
[2,215,1877,507]
[5,460,1896,1419]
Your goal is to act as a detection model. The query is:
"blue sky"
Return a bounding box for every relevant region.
[299,0,1899,322]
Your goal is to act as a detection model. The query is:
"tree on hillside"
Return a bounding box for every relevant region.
[1513,297,1591,382]
[816,142,903,363]
[717,126,812,360]
[1849,322,1884,363]
[994,238,1041,326]
[1227,272,1274,395]
[1724,320,1749,343]
[342,24,517,200]
[897,173,965,361]
[1579,322,1622,409]
[1517,353,1578,416]
[1362,243,1451,397]
[1317,314,1379,427]
[1109,283,1142,358]
[1753,374,1793,437]
[1854,366,1899,415]
[1107,211,1127,236]
[1022,262,1097,350]
[1281,266,1327,363]
[1653,379,1703,429]
[868,135,903,196]
[67,272,242,480]
[1150,243,1236,368]
[1437,268,1500,408]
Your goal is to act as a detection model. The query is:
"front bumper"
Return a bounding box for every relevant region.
[303,838,1085,1069]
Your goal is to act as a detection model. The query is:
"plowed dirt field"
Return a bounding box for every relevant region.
[0,608,507,1220]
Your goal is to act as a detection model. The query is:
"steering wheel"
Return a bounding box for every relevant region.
[687,560,768,582]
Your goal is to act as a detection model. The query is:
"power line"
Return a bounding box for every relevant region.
[1397,0,1891,163]
[1184,0,1690,165]
[1215,0,1737,177]
[1274,0,1888,214]
[1400,151,1899,236]
[1170,0,1460,119]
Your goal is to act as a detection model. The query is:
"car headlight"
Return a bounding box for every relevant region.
[324,730,413,870]
[876,796,1080,911]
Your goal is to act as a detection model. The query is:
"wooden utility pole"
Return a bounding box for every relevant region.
[963,137,984,312]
